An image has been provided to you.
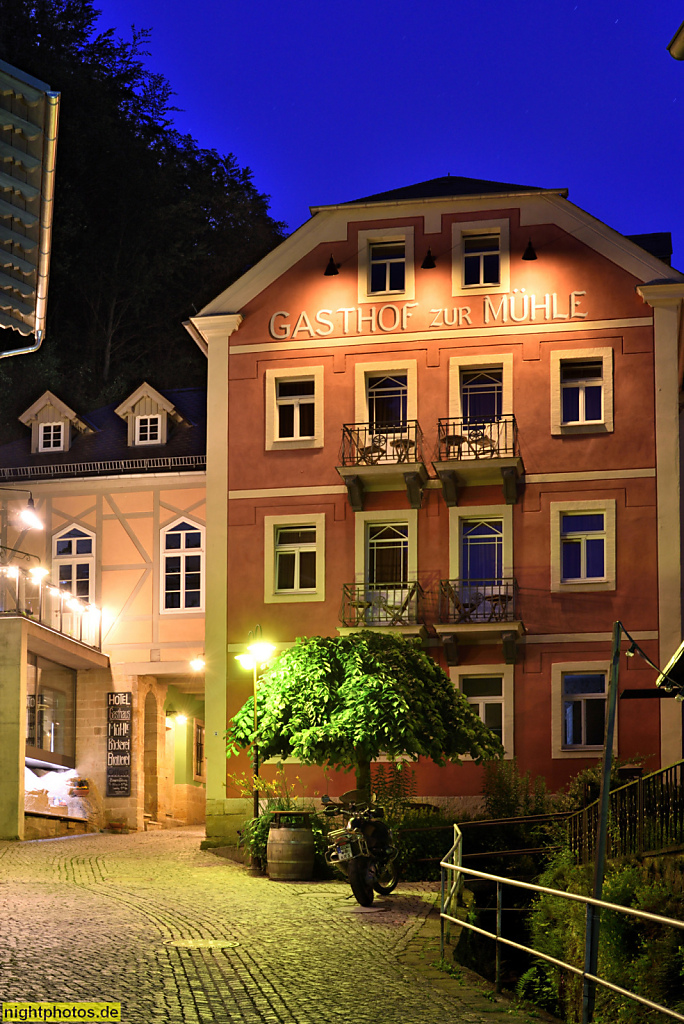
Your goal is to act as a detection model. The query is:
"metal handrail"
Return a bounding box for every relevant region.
[0,454,206,481]
[339,421,424,466]
[437,415,518,460]
[0,566,101,650]
[440,851,684,1021]
[340,580,424,627]
[567,758,684,863]
[439,577,517,623]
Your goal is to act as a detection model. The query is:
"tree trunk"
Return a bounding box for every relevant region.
[355,755,371,805]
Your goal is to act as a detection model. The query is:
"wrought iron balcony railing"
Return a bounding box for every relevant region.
[437,415,518,461]
[439,578,517,624]
[340,421,424,467]
[0,565,102,649]
[341,581,424,628]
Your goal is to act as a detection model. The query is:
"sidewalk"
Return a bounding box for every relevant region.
[0,827,559,1023]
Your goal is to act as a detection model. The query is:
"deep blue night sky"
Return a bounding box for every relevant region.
[94,0,684,265]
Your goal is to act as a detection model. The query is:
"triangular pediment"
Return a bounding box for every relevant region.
[115,383,182,423]
[18,390,93,433]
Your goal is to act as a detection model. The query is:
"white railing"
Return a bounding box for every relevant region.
[440,846,684,1022]
[0,564,102,649]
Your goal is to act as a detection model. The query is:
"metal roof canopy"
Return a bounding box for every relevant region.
[0,58,60,357]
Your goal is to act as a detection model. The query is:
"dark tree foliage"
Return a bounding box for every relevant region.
[0,0,285,439]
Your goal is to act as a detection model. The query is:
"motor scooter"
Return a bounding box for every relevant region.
[322,791,398,906]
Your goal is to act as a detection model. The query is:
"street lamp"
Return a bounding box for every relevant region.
[235,625,275,818]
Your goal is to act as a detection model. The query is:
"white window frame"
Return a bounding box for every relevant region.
[551,660,616,759]
[264,513,325,604]
[265,366,324,451]
[357,227,415,304]
[452,219,510,297]
[448,504,513,581]
[550,499,616,593]
[354,359,418,425]
[135,414,161,445]
[39,422,64,452]
[354,508,418,582]
[52,525,96,603]
[160,517,205,614]
[451,664,514,758]
[550,347,614,435]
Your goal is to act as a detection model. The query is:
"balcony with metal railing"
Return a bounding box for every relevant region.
[337,421,428,511]
[433,415,524,505]
[339,580,425,635]
[435,577,523,654]
[0,564,102,650]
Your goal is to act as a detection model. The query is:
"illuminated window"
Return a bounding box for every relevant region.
[161,520,204,612]
[451,220,510,296]
[367,374,408,431]
[39,423,64,452]
[562,672,606,749]
[368,241,405,294]
[26,652,76,765]
[550,348,614,435]
[461,368,502,423]
[53,526,95,602]
[135,414,161,444]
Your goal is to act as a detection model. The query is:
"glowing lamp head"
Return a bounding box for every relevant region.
[29,566,49,582]
[20,495,44,531]
[176,714,188,725]
[247,641,276,663]
[235,653,256,671]
[190,657,206,672]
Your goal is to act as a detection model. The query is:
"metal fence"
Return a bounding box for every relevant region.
[440,844,684,1021]
[439,577,517,623]
[339,421,424,466]
[437,415,518,461]
[340,580,424,627]
[568,759,684,863]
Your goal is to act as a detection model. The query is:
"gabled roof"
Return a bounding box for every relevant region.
[114,382,187,424]
[18,390,94,434]
[0,388,205,481]
[311,175,567,213]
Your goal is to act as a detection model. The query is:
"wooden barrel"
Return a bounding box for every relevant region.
[267,822,315,881]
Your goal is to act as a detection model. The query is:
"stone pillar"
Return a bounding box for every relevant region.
[0,619,27,840]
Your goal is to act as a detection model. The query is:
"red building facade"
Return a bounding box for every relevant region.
[186,177,684,840]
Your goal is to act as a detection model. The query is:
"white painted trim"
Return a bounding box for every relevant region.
[551,659,616,759]
[229,485,347,500]
[527,469,655,483]
[451,663,514,758]
[264,365,324,450]
[228,317,654,356]
[263,513,326,604]
[448,504,513,579]
[354,359,418,423]
[448,352,513,419]
[451,219,510,296]
[550,346,614,434]
[524,631,658,644]
[357,226,415,304]
[550,499,616,592]
[159,515,206,615]
[354,509,418,581]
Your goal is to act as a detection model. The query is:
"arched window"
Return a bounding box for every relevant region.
[52,525,95,602]
[161,519,204,612]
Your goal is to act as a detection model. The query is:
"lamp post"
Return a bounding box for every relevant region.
[235,626,275,818]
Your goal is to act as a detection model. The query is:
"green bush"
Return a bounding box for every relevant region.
[517,852,684,1023]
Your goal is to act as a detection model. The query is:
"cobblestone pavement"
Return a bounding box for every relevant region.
[0,828,557,1024]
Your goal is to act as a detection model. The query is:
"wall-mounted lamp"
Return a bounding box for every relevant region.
[421,248,436,270]
[324,254,339,276]
[190,656,205,672]
[522,239,537,261]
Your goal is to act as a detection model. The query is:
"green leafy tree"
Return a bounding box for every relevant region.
[0,0,285,436]
[227,632,503,801]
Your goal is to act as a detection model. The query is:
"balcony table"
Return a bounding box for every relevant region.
[389,437,416,463]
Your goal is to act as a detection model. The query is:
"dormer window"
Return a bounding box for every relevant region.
[39,423,64,452]
[136,415,161,445]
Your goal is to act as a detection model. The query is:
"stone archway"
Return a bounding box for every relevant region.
[143,690,158,821]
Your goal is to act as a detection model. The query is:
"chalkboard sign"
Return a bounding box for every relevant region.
[106,692,132,797]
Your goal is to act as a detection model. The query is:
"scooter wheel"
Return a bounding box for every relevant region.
[373,860,399,896]
[348,856,374,906]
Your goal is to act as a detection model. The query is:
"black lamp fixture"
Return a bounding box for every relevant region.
[324,254,339,276]
[522,238,537,261]
[421,248,436,270]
